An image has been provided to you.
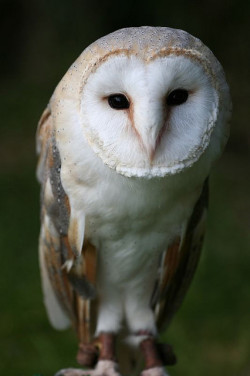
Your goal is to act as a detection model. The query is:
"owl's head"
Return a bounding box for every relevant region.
[53,27,231,178]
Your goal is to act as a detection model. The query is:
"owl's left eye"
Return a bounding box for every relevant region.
[108,94,130,110]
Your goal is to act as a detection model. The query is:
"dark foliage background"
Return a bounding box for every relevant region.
[0,1,249,375]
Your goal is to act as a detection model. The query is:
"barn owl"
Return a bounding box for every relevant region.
[36,27,231,376]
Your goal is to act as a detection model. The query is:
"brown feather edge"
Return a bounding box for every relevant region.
[152,178,209,329]
[37,107,98,343]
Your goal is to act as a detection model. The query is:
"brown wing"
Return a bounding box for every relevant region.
[151,179,209,330]
[37,106,97,343]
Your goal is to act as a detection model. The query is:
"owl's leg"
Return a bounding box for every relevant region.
[139,334,177,376]
[74,284,123,376]
[75,333,121,375]
[124,290,176,376]
[75,334,121,376]
[58,334,120,376]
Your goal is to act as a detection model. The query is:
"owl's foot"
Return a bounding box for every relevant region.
[54,360,121,376]
[71,333,119,376]
[141,366,169,376]
[77,333,116,368]
[89,360,121,376]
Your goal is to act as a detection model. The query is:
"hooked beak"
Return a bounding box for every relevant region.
[130,98,167,162]
[136,120,166,162]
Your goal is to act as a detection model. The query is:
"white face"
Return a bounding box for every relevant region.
[80,54,219,177]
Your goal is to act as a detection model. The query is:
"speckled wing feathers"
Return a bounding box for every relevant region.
[37,107,97,341]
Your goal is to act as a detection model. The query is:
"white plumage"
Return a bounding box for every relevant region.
[37,27,231,376]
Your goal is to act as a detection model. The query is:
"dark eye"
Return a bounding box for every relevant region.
[108,94,130,110]
[167,89,189,106]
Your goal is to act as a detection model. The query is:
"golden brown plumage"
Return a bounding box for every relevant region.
[36,26,230,376]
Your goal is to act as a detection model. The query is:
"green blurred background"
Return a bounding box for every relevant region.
[0,1,249,375]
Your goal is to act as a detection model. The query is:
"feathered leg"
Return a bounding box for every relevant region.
[139,335,176,376]
[80,332,121,375]
[123,283,176,376]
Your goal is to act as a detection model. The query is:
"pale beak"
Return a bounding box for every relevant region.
[137,120,166,162]
[132,100,166,162]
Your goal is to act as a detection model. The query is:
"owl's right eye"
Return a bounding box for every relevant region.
[108,94,130,110]
[167,89,189,106]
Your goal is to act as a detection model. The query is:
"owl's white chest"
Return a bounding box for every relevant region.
[60,142,201,286]
[85,177,181,284]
